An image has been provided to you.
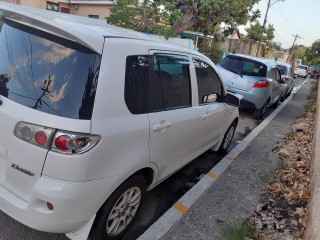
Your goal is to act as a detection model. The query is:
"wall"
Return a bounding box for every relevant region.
[11,0,112,19]
[73,4,111,19]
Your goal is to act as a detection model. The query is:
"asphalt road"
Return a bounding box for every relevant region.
[0,77,306,240]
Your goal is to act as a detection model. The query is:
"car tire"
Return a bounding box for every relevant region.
[286,89,292,98]
[217,121,237,153]
[271,95,282,109]
[253,100,268,120]
[90,175,146,240]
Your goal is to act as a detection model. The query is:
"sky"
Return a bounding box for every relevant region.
[239,0,320,49]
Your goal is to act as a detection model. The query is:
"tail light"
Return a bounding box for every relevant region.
[253,80,270,88]
[283,77,289,81]
[14,122,100,154]
[51,131,101,154]
[14,122,54,149]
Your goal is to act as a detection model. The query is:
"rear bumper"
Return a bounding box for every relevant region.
[0,175,121,233]
[227,87,269,110]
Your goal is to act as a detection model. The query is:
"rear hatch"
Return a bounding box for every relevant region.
[217,55,267,92]
[0,18,100,201]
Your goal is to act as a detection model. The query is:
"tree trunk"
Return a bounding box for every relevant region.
[172,0,199,34]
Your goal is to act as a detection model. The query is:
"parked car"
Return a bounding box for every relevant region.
[0,3,239,240]
[275,61,295,99]
[217,54,285,119]
[308,65,318,78]
[294,64,308,78]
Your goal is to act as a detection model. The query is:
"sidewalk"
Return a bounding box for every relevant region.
[138,79,313,240]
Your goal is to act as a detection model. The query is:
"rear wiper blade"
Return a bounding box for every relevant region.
[224,67,243,78]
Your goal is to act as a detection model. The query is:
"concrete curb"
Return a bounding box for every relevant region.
[138,80,308,240]
[305,81,320,240]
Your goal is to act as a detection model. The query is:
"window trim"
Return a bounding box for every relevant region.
[193,57,225,105]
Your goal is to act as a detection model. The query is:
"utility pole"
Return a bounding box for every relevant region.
[256,0,284,57]
[286,34,303,63]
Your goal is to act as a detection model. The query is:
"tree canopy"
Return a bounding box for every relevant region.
[107,0,261,38]
[304,40,320,66]
[245,21,281,55]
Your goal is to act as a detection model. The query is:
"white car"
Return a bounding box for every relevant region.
[0,3,239,240]
[294,64,308,77]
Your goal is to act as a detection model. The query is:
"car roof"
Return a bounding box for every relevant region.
[228,54,277,68]
[274,61,291,68]
[0,2,194,55]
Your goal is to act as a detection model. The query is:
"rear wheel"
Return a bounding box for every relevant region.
[90,175,146,240]
[217,121,237,153]
[271,95,282,109]
[253,101,268,120]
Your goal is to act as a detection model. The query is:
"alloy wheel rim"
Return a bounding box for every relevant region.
[223,126,235,150]
[106,186,141,236]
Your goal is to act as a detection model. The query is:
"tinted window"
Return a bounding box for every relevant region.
[153,54,191,111]
[0,19,101,119]
[277,65,288,75]
[125,55,149,114]
[269,68,280,81]
[219,56,267,77]
[193,59,222,104]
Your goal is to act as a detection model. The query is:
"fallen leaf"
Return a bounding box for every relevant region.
[295,207,306,218]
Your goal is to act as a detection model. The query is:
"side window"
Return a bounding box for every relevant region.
[152,54,191,111]
[193,59,222,104]
[125,55,149,114]
[290,67,294,77]
[269,68,278,81]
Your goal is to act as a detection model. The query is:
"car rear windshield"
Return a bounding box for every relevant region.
[0,19,101,120]
[277,65,288,75]
[219,56,267,77]
[298,65,308,70]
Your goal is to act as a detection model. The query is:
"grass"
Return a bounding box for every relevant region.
[219,221,257,240]
[304,80,319,113]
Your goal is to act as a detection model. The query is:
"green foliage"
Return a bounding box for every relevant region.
[201,40,223,64]
[107,0,176,38]
[304,39,320,66]
[304,80,318,113]
[219,221,257,240]
[245,21,277,55]
[245,21,275,43]
[245,21,261,40]
[107,0,259,38]
[292,45,308,64]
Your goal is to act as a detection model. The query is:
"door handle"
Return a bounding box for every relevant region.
[153,122,171,131]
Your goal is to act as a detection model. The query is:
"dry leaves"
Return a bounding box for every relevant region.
[248,113,314,239]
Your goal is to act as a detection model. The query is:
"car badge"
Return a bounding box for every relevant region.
[11,163,35,177]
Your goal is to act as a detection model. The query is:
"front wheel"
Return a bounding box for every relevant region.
[90,175,146,240]
[217,121,237,153]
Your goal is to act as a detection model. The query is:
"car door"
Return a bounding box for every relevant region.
[191,58,227,159]
[269,67,283,104]
[148,52,199,181]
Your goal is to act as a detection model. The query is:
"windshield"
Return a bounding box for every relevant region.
[277,65,288,75]
[0,19,101,119]
[219,56,267,77]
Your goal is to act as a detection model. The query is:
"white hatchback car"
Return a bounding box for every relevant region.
[294,64,308,77]
[0,3,239,240]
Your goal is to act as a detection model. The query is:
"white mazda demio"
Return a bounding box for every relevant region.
[0,3,239,240]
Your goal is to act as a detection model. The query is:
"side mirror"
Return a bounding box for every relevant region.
[225,93,240,107]
[203,93,217,103]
